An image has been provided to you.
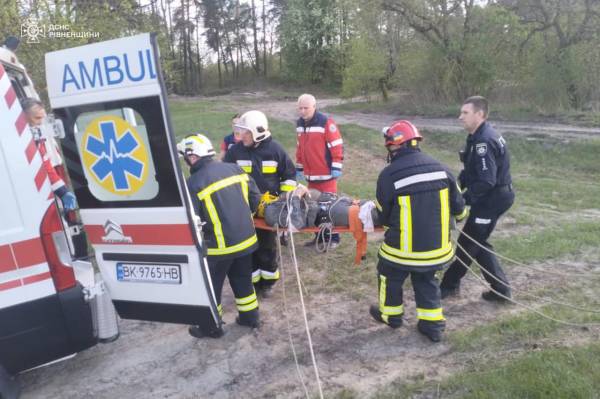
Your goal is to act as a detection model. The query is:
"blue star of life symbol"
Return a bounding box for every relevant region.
[86,121,144,191]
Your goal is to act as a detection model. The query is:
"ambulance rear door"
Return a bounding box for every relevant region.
[45,33,221,328]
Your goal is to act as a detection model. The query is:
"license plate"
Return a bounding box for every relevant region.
[116,263,181,284]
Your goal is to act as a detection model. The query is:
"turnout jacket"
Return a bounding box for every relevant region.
[460,121,512,206]
[295,111,343,181]
[223,136,296,195]
[187,158,261,259]
[376,148,467,271]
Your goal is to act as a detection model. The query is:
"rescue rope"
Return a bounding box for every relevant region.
[451,238,600,327]
[275,225,310,399]
[315,223,334,253]
[314,196,344,253]
[451,237,600,314]
[283,190,325,399]
[458,228,600,278]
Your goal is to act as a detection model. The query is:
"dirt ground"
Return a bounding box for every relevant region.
[18,94,600,399]
[222,93,600,139]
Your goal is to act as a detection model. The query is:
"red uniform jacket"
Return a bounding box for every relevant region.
[295,111,343,182]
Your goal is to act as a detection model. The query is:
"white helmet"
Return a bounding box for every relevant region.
[179,133,216,158]
[235,110,271,142]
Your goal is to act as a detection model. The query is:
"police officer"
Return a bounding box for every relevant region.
[182,134,262,338]
[224,111,296,297]
[371,121,467,342]
[440,96,515,302]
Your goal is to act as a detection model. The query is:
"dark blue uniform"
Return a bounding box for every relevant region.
[441,121,514,296]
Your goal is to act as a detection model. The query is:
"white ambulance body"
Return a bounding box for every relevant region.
[0,34,220,396]
[0,45,97,388]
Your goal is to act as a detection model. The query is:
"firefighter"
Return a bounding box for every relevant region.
[22,98,77,211]
[219,113,241,159]
[182,134,263,337]
[296,93,344,248]
[371,121,467,342]
[440,96,514,302]
[223,110,296,297]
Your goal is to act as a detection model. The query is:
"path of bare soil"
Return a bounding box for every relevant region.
[217,93,600,139]
[19,94,600,399]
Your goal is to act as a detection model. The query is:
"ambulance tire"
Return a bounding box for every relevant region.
[0,364,20,399]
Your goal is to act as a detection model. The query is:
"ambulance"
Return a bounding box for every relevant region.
[0,34,221,398]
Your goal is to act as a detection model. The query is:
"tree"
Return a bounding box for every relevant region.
[279,0,341,83]
[502,0,600,109]
[341,36,387,100]
[381,0,490,100]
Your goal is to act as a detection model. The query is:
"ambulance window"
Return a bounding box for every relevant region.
[73,107,160,203]
[5,67,28,100]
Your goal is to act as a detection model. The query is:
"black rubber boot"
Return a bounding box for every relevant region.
[417,320,445,343]
[369,305,403,329]
[236,312,261,329]
[188,324,225,339]
[481,290,511,303]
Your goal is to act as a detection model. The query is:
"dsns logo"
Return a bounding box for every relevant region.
[81,116,148,196]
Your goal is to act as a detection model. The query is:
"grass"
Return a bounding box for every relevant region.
[441,344,600,399]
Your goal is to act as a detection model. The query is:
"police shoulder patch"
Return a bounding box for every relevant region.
[475,143,487,156]
[329,123,337,133]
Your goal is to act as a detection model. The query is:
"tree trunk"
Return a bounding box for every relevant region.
[262,0,267,77]
[251,0,260,75]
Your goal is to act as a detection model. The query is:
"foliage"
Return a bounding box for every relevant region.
[341,36,387,100]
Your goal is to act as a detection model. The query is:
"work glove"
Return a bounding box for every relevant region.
[60,191,78,211]
[331,170,342,179]
[296,170,305,182]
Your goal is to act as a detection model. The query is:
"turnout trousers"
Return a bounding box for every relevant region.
[252,229,280,288]
[376,260,445,333]
[208,254,259,324]
[441,188,515,295]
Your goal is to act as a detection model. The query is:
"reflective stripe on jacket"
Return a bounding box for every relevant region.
[376,147,466,271]
[187,158,261,259]
[223,136,297,195]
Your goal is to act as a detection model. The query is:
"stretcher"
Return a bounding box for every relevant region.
[253,216,383,265]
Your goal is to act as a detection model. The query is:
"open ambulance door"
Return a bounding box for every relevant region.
[45,34,221,330]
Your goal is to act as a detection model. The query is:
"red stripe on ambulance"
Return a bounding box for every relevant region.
[25,138,37,163]
[12,237,46,268]
[4,85,16,108]
[22,271,52,285]
[0,63,4,79]
[85,224,194,245]
[15,112,27,136]
[0,279,22,292]
[34,165,47,191]
[0,244,17,273]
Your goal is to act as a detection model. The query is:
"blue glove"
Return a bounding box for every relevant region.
[60,191,78,211]
[332,170,342,179]
[296,170,305,182]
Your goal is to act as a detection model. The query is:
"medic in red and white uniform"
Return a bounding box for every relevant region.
[295,94,344,194]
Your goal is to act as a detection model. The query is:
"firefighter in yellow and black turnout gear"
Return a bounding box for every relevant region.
[181,133,263,338]
[371,121,467,342]
[223,110,297,297]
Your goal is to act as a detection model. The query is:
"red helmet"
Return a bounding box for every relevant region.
[383,120,422,147]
